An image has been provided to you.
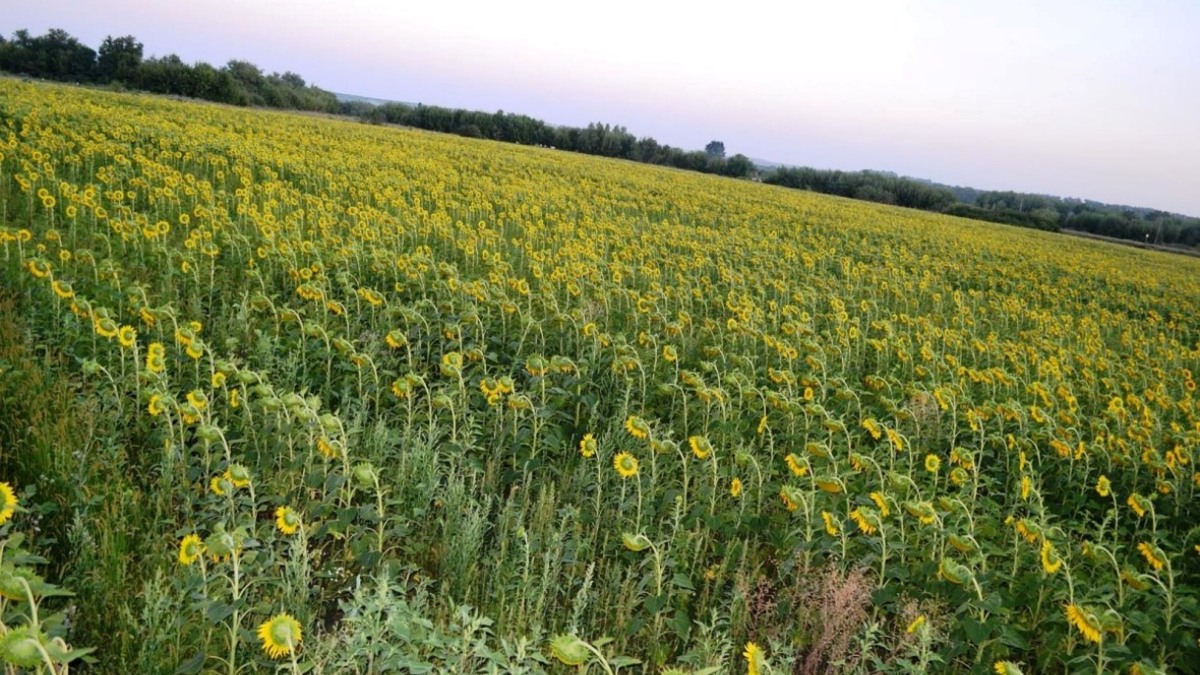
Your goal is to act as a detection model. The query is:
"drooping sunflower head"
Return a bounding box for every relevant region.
[1137,542,1166,572]
[1065,603,1102,644]
[226,464,251,488]
[624,415,650,440]
[779,486,802,512]
[785,453,808,477]
[1040,540,1063,574]
[613,451,639,479]
[257,613,302,659]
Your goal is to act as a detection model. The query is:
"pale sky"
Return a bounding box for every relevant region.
[8,0,1200,216]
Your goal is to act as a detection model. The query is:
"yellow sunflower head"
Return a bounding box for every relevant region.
[0,481,18,526]
[275,506,302,536]
[579,433,597,458]
[178,533,204,565]
[613,451,639,479]
[257,613,302,659]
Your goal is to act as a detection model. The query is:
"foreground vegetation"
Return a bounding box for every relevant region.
[0,80,1198,673]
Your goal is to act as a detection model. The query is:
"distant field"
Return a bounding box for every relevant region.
[1,79,1197,674]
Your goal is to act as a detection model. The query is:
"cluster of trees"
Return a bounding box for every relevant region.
[345,101,755,177]
[941,187,1200,247]
[0,28,338,112]
[1,27,753,179]
[760,167,1200,246]
[4,28,1196,248]
[762,167,958,212]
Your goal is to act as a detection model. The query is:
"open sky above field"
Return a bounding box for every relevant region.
[8,0,1200,216]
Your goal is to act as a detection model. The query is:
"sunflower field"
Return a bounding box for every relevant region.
[0,79,1198,674]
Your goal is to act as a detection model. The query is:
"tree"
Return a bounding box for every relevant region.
[705,140,726,159]
[97,35,143,83]
[0,28,96,82]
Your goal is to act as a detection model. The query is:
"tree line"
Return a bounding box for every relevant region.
[0,28,754,179]
[3,27,1197,248]
[0,29,339,112]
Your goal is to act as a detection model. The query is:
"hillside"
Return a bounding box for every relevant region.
[1,79,1198,674]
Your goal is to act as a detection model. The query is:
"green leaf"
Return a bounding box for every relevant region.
[609,655,643,669]
[548,635,590,666]
[644,593,669,614]
[204,602,235,624]
[174,651,206,675]
[670,573,695,591]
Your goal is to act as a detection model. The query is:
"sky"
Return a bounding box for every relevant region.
[7,0,1200,216]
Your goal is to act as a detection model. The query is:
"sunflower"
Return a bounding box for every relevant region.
[688,435,713,460]
[821,510,840,536]
[1127,493,1149,518]
[317,436,340,459]
[178,534,204,565]
[779,486,801,512]
[1137,542,1165,571]
[1065,604,1102,644]
[385,329,407,349]
[185,340,205,360]
[147,393,167,417]
[814,476,843,494]
[1095,475,1111,497]
[730,477,743,498]
[94,317,119,339]
[613,452,639,478]
[257,613,302,659]
[993,661,1024,675]
[924,454,941,473]
[1040,540,1063,574]
[0,481,18,526]
[905,500,937,526]
[226,464,251,488]
[392,377,413,399]
[275,506,302,536]
[743,641,764,675]
[186,389,208,411]
[146,342,166,374]
[850,507,877,535]
[862,417,883,440]
[117,325,137,349]
[578,433,597,458]
[785,453,808,477]
[210,475,230,497]
[1020,475,1032,500]
[869,491,890,517]
[624,415,650,440]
